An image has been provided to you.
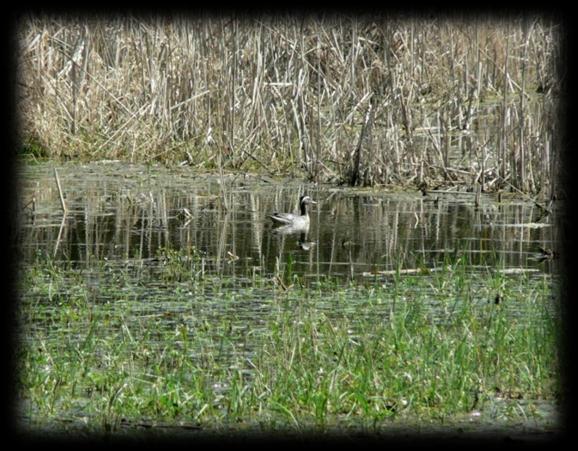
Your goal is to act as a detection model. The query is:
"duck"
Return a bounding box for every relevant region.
[535,246,558,262]
[269,195,317,228]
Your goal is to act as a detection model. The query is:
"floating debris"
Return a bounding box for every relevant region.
[496,268,540,275]
[502,223,551,229]
[362,267,445,277]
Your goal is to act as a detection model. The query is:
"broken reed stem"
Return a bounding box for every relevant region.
[53,214,67,257]
[53,168,67,214]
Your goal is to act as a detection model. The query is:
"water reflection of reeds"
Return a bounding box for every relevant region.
[19,164,558,279]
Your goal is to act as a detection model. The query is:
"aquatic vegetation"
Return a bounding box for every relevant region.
[17,254,559,434]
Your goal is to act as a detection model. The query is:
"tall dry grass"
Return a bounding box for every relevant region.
[18,15,561,194]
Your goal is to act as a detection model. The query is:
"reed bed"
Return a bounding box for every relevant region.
[18,15,560,194]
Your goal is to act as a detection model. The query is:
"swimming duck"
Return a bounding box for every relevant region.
[269,195,317,228]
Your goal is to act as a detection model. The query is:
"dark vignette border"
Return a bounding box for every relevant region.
[3,5,574,447]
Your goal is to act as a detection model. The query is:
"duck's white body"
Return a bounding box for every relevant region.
[270,195,316,227]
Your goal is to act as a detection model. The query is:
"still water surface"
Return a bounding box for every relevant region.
[19,162,557,279]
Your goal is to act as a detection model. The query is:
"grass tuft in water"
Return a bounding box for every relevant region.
[17,254,559,434]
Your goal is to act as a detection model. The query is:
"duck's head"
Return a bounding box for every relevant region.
[300,195,317,206]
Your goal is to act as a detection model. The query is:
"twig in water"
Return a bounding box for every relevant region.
[53,168,68,214]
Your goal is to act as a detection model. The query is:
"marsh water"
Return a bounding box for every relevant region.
[19,162,557,279]
[17,162,560,433]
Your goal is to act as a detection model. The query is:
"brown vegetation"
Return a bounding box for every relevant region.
[18,15,561,194]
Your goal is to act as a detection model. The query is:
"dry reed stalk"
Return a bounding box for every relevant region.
[53,168,67,214]
[19,16,559,194]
